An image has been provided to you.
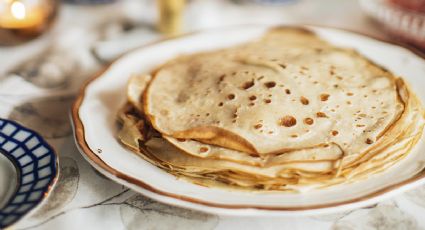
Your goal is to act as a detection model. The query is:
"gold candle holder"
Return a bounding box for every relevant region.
[0,0,58,46]
[157,0,185,37]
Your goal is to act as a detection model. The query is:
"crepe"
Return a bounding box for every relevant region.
[117,27,425,192]
[117,100,423,191]
[144,28,404,157]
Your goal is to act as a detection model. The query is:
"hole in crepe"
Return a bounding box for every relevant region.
[356,124,365,127]
[268,131,274,134]
[264,81,276,88]
[346,101,352,105]
[160,110,169,116]
[248,102,255,106]
[264,99,272,104]
[290,134,298,138]
[279,116,297,127]
[364,95,368,98]
[279,64,286,69]
[285,89,291,94]
[313,81,318,84]
[304,117,314,125]
[331,130,339,136]
[323,144,330,147]
[316,112,328,118]
[249,95,257,101]
[320,94,330,101]
[206,113,210,116]
[199,147,209,153]
[218,74,226,84]
[333,84,339,88]
[372,89,377,93]
[372,106,376,109]
[254,124,263,129]
[177,138,186,142]
[242,80,255,90]
[218,102,224,107]
[346,92,354,96]
[300,96,309,105]
[336,76,343,80]
[365,138,373,144]
[232,72,237,76]
[228,94,236,100]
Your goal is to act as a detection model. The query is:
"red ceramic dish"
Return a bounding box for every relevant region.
[360,0,425,50]
[390,0,425,13]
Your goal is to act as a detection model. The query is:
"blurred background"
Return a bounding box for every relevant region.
[0,0,423,85]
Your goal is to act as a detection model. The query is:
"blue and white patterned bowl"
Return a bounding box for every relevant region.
[0,118,58,229]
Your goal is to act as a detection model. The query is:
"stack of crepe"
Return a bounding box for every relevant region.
[117,27,424,191]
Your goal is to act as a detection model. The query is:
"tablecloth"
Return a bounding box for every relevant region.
[1,0,425,229]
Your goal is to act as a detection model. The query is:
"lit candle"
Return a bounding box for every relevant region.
[157,0,185,37]
[0,0,58,45]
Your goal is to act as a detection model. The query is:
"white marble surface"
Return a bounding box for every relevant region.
[1,0,425,229]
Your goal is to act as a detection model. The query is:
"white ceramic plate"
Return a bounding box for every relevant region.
[71,25,425,216]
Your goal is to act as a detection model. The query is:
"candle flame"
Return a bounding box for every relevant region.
[11,1,26,20]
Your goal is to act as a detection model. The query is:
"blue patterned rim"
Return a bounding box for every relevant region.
[0,118,58,228]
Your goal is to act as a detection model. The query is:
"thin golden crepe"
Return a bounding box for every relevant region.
[144,28,403,157]
[117,27,425,192]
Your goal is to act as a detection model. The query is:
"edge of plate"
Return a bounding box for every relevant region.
[70,24,425,215]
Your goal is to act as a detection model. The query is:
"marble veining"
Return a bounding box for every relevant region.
[1,0,425,229]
